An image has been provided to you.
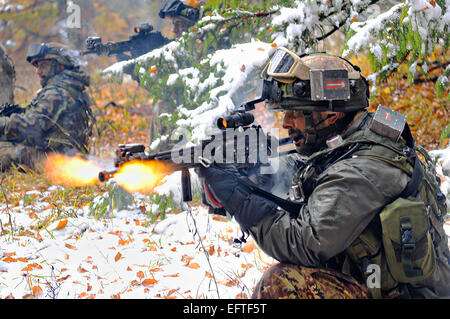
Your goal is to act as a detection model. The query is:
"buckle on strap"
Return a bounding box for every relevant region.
[400,216,423,278]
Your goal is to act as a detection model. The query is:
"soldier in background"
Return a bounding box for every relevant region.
[0,43,15,106]
[159,0,201,39]
[149,0,202,151]
[0,43,94,171]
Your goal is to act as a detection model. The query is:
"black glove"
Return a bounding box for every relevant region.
[196,164,278,232]
[196,164,242,211]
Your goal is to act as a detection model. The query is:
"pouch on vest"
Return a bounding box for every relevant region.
[379,197,436,284]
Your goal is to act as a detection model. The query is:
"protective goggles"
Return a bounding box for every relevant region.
[26,43,50,65]
[262,47,311,83]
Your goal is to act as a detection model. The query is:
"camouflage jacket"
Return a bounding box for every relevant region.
[0,68,93,154]
[248,110,450,298]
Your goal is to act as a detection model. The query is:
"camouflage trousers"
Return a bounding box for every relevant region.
[252,263,370,299]
[0,141,46,171]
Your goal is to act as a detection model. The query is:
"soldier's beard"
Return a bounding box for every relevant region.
[40,75,50,87]
[39,61,61,87]
[289,112,346,156]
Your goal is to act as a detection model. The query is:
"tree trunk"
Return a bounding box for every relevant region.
[0,44,15,105]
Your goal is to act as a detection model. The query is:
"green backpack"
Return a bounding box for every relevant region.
[342,109,449,298]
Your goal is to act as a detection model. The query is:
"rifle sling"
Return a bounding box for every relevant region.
[237,176,302,216]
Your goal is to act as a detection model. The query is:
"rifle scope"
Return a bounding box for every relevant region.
[217,112,254,130]
[134,23,153,34]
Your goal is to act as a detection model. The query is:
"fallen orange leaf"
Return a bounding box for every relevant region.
[3,257,17,262]
[163,273,179,278]
[205,271,213,279]
[30,263,43,269]
[65,243,77,250]
[17,257,27,263]
[32,286,43,297]
[77,266,89,273]
[243,240,256,253]
[55,219,68,230]
[118,238,129,246]
[187,262,200,269]
[22,265,34,272]
[142,278,158,287]
[114,252,122,262]
[34,231,43,242]
[137,271,145,280]
[57,274,71,282]
[130,279,140,286]
[167,289,178,297]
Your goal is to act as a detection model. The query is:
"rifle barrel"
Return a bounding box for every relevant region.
[98,169,118,182]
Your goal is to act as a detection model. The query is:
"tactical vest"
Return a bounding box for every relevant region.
[292,107,449,299]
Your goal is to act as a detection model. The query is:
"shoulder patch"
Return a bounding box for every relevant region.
[369,105,407,142]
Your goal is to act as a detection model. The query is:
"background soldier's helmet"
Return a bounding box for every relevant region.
[26,42,78,69]
[261,48,370,113]
[159,0,200,26]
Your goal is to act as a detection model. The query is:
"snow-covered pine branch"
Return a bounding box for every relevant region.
[101,0,449,146]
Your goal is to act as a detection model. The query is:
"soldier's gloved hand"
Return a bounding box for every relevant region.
[196,164,243,213]
[196,164,278,232]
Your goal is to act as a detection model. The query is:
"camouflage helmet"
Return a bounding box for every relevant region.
[260,48,370,113]
[159,0,200,26]
[26,42,78,68]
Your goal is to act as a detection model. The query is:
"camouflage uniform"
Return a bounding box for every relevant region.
[0,44,93,171]
[252,263,370,299]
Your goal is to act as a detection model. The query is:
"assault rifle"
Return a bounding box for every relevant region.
[83,23,172,61]
[98,100,300,213]
[0,103,25,117]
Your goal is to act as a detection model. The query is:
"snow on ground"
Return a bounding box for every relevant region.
[0,164,449,299]
[0,148,449,299]
[0,190,275,299]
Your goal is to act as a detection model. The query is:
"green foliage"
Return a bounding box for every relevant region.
[145,192,180,222]
[346,0,449,95]
[436,65,450,99]
[88,180,135,218]
[441,124,450,147]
